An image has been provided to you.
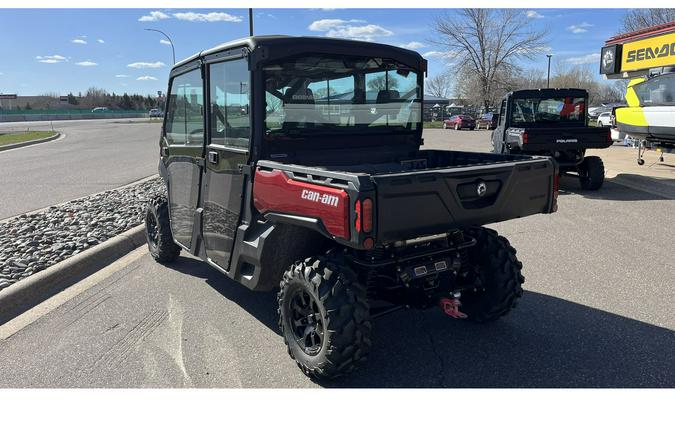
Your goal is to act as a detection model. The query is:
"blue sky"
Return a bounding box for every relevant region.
[0,8,629,96]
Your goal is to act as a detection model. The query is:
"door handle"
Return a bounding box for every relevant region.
[208,150,219,164]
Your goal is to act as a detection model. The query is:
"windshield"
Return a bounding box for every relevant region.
[511,96,586,125]
[263,54,421,138]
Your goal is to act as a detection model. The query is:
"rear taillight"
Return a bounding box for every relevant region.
[362,198,373,233]
[608,129,612,142]
[520,132,529,144]
[354,200,362,233]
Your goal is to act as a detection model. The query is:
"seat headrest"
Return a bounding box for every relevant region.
[376,90,400,103]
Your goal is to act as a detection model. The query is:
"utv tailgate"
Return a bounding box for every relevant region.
[507,126,612,151]
[372,157,556,243]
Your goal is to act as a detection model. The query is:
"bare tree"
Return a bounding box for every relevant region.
[425,72,453,98]
[432,9,548,109]
[621,9,675,33]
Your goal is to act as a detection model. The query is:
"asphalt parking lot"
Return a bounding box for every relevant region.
[0,119,159,219]
[0,128,673,388]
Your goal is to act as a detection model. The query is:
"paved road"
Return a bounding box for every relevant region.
[0,119,160,219]
[0,129,673,387]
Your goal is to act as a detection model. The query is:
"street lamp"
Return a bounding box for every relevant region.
[546,54,553,88]
[145,28,175,65]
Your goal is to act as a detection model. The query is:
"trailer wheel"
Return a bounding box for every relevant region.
[278,255,371,380]
[578,156,605,190]
[459,227,524,322]
[145,195,181,263]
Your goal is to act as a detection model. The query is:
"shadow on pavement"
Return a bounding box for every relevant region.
[166,256,674,388]
[167,256,279,332]
[559,174,671,201]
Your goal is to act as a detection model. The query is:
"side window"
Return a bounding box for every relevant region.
[209,58,250,148]
[498,100,506,125]
[165,68,204,146]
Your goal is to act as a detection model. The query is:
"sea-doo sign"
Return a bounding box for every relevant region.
[620,31,675,72]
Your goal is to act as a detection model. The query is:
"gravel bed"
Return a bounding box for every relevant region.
[0,178,165,292]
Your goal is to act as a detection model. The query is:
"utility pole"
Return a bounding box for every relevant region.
[546,54,553,88]
[249,9,254,36]
[145,28,176,65]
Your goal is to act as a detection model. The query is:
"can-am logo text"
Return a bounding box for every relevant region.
[301,189,339,207]
[626,42,675,63]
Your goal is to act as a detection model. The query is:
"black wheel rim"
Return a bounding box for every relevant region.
[288,289,324,356]
[146,211,159,248]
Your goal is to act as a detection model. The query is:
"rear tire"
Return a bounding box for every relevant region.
[145,195,181,263]
[578,156,605,190]
[278,255,371,380]
[459,227,524,322]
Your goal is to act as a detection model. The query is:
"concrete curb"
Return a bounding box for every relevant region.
[0,224,147,325]
[0,132,62,152]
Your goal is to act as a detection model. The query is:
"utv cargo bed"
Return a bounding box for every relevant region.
[255,149,558,246]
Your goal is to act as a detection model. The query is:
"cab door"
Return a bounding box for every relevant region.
[201,55,250,271]
[162,63,205,250]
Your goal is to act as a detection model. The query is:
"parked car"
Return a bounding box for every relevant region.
[146,35,559,380]
[443,114,475,130]
[148,108,163,118]
[476,112,499,130]
[596,111,612,127]
[91,107,109,113]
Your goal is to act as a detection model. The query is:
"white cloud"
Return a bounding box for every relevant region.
[127,61,166,69]
[422,51,458,60]
[36,55,67,63]
[115,74,130,78]
[138,11,170,22]
[137,76,158,81]
[160,39,172,45]
[526,10,544,19]
[173,12,242,22]
[97,39,105,44]
[0,72,3,76]
[75,61,98,66]
[308,19,363,31]
[566,53,601,65]
[399,41,425,49]
[72,39,87,44]
[567,22,593,34]
[308,19,392,41]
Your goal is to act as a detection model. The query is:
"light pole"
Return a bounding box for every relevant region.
[145,28,175,65]
[546,54,553,88]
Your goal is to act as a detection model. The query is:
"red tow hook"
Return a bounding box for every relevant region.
[439,295,467,319]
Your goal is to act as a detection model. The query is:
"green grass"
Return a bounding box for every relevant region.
[424,121,445,129]
[0,131,57,147]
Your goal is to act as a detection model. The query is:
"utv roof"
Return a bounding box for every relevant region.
[171,35,427,75]
[507,88,588,98]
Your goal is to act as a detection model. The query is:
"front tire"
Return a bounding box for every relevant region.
[459,227,524,322]
[145,195,181,263]
[578,156,605,190]
[278,255,371,380]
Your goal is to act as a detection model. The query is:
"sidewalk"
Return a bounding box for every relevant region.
[594,145,675,199]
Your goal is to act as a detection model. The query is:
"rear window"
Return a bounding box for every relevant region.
[511,96,586,125]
